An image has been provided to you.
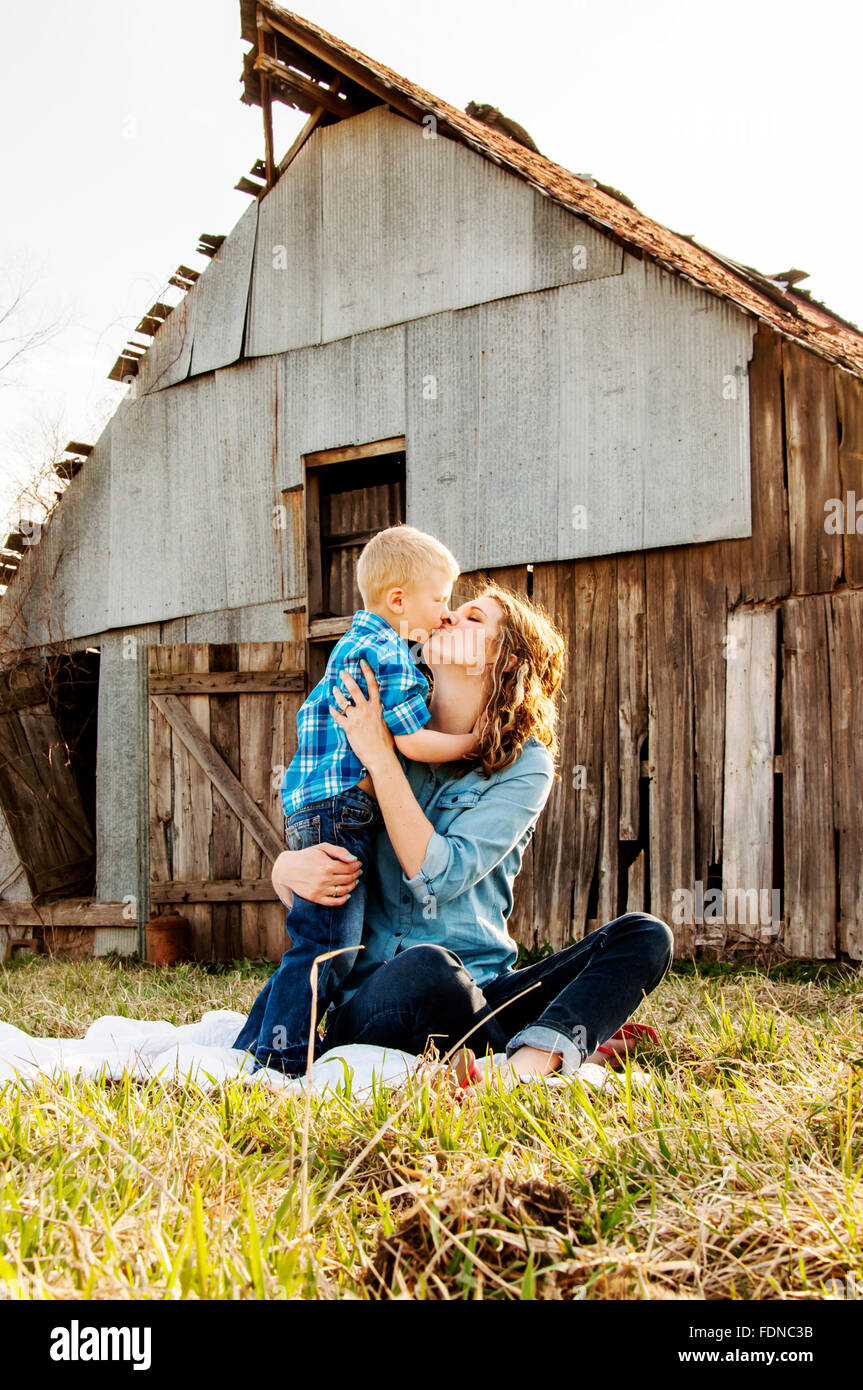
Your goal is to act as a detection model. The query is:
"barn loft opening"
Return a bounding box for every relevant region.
[300,437,406,686]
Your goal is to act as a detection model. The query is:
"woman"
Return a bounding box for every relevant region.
[269,582,674,1089]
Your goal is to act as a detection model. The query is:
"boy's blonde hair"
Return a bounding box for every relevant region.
[356,524,460,606]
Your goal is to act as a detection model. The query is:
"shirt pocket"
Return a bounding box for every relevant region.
[436,788,481,814]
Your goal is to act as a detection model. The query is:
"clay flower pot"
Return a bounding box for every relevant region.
[145,910,191,966]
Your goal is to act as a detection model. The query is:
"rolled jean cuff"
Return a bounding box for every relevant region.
[505,1024,585,1077]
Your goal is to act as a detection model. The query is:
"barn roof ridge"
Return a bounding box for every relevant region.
[238,0,863,379]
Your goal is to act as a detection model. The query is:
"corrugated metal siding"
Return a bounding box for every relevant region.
[276,324,406,484]
[136,200,258,395]
[135,293,195,395]
[108,389,169,625]
[245,106,622,359]
[407,255,755,570]
[189,199,259,377]
[247,134,323,357]
[63,422,113,638]
[217,356,287,610]
[4,265,752,637]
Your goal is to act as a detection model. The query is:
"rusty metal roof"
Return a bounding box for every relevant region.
[240,0,863,379]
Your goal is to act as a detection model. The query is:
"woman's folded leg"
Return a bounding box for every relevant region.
[485,912,674,1074]
[324,943,510,1058]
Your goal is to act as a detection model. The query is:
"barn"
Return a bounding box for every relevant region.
[1,2,861,967]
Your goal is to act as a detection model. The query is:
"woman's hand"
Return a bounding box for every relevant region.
[328,660,396,772]
[271,845,362,908]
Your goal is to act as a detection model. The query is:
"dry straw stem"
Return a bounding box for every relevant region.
[0,957,860,1299]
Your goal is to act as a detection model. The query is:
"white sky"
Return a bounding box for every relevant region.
[1,0,860,529]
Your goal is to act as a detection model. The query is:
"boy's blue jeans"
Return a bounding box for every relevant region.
[232,785,382,1075]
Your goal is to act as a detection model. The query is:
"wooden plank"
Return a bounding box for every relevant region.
[723,325,791,607]
[308,617,352,640]
[782,341,843,596]
[305,436,407,468]
[238,640,304,961]
[149,671,305,695]
[781,597,836,957]
[531,564,577,949]
[150,879,279,903]
[209,644,243,961]
[271,621,305,959]
[835,368,863,589]
[253,54,363,118]
[147,647,173,889]
[0,901,131,927]
[305,468,324,619]
[478,567,536,949]
[152,693,284,864]
[532,559,615,947]
[166,646,213,960]
[596,560,619,928]
[826,594,863,959]
[722,609,777,945]
[627,849,645,914]
[0,707,94,855]
[687,544,727,880]
[646,549,695,956]
[617,552,647,841]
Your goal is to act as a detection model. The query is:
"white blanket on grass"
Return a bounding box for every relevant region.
[0,1010,638,1099]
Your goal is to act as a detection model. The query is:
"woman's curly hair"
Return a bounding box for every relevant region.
[427,581,566,779]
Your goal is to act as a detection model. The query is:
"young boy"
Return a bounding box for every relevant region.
[233,524,478,1076]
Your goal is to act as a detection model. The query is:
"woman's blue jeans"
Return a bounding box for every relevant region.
[324,912,675,1075]
[233,785,383,1075]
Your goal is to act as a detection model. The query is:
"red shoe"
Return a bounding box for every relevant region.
[611,1021,659,1047]
[450,1047,480,1088]
[596,1022,659,1071]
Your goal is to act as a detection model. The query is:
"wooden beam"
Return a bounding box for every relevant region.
[308,616,352,640]
[0,901,132,928]
[150,694,284,863]
[305,436,406,468]
[0,733,95,850]
[148,671,305,695]
[257,15,276,188]
[277,104,328,176]
[782,597,836,957]
[256,8,423,126]
[150,879,280,903]
[254,54,362,118]
[722,608,777,944]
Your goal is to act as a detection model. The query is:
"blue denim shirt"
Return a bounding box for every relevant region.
[332,736,555,1008]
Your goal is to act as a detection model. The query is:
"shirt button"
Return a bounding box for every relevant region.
[402,894,410,903]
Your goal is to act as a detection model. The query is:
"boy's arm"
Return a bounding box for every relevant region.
[394,727,478,762]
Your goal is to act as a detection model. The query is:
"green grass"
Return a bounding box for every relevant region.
[0,955,860,1300]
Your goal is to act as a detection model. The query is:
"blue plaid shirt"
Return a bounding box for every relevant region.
[281,609,432,815]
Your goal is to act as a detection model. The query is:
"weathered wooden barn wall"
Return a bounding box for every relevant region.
[494,326,863,963]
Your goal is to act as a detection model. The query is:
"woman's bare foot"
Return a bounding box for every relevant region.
[467,1044,562,1097]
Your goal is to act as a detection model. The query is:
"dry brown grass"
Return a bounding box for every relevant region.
[0,955,860,1299]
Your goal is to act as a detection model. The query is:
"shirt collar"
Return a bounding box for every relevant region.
[353,609,399,639]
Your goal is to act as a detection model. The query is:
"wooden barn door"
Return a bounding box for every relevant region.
[147,641,306,962]
[0,660,96,900]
